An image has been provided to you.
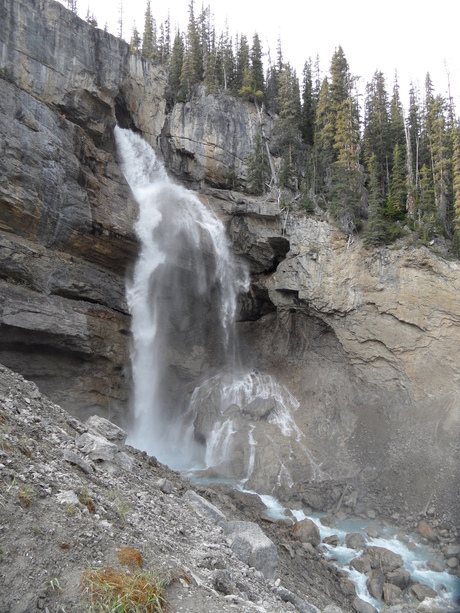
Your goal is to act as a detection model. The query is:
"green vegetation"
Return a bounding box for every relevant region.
[78,0,460,255]
[80,567,167,612]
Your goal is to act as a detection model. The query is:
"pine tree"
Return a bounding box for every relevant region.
[386,143,407,221]
[363,71,391,197]
[169,31,185,100]
[130,24,141,54]
[407,84,422,190]
[180,0,203,99]
[250,33,264,98]
[66,0,78,14]
[235,34,250,93]
[117,0,123,39]
[314,76,334,190]
[364,153,387,245]
[142,0,156,59]
[247,130,270,194]
[301,59,315,146]
[429,95,452,235]
[452,126,460,254]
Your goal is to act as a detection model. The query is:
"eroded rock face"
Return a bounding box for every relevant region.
[0,0,168,416]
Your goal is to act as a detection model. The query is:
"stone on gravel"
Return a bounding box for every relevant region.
[272,585,320,613]
[76,432,120,461]
[224,521,278,580]
[183,490,227,526]
[85,415,127,446]
[63,449,94,474]
[418,520,438,542]
[56,490,80,506]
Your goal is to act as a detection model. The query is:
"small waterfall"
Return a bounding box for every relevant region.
[116,127,322,490]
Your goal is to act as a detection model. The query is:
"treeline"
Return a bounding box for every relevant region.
[78,0,460,254]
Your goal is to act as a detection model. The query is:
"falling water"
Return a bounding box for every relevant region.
[116,126,322,488]
[115,126,248,465]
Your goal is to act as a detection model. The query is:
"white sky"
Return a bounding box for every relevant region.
[63,0,460,112]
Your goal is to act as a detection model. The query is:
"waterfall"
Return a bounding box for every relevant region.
[115,127,323,491]
[115,127,248,466]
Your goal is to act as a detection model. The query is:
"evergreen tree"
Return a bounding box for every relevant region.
[301,59,315,146]
[386,143,407,221]
[452,126,460,253]
[130,24,141,54]
[118,0,123,39]
[250,33,264,97]
[247,130,270,194]
[66,0,78,14]
[363,71,391,197]
[390,75,406,151]
[169,31,185,100]
[407,84,422,190]
[364,153,387,245]
[142,0,156,59]
[314,76,334,190]
[85,7,97,27]
[180,0,203,99]
[429,94,452,235]
[235,34,250,93]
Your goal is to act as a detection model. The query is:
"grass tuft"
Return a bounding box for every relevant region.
[80,567,168,612]
[117,547,143,569]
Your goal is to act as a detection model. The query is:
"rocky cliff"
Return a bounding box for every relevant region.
[1,0,459,527]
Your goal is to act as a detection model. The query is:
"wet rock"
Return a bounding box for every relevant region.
[292,519,321,547]
[366,570,385,600]
[385,567,411,590]
[408,582,438,601]
[365,525,379,539]
[323,535,340,547]
[446,557,459,569]
[382,582,402,604]
[345,533,366,551]
[349,556,371,574]
[359,546,404,573]
[426,559,446,572]
[223,521,278,580]
[242,397,276,420]
[352,596,378,613]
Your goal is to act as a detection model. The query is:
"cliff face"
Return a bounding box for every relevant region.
[1,0,459,522]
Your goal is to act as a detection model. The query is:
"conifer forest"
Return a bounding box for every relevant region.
[79,0,460,256]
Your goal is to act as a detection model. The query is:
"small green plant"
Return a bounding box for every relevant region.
[80,567,168,612]
[6,473,16,492]
[66,504,77,515]
[18,483,35,507]
[79,486,96,514]
[108,490,131,522]
[0,66,15,84]
[50,577,63,592]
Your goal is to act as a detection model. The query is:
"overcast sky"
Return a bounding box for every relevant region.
[63,0,460,111]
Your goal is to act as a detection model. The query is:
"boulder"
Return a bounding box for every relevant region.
[418,520,439,542]
[385,567,411,590]
[382,582,402,604]
[345,533,366,551]
[352,596,378,613]
[359,546,404,573]
[85,416,127,446]
[366,570,385,600]
[182,490,227,526]
[409,583,438,602]
[223,520,278,580]
[292,519,321,547]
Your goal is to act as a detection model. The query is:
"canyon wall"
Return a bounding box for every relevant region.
[1,0,459,522]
